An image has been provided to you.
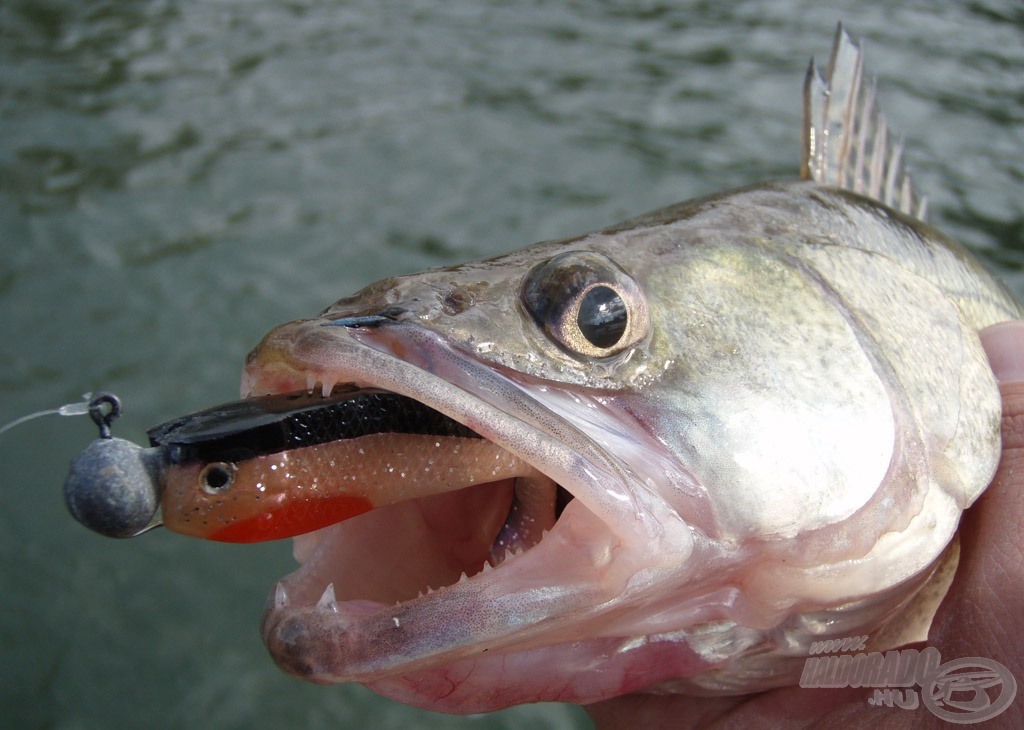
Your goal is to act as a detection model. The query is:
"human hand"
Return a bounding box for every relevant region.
[585,321,1024,729]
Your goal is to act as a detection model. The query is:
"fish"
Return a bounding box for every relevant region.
[62,27,1023,713]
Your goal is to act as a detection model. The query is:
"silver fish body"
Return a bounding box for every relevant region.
[205,30,1023,710]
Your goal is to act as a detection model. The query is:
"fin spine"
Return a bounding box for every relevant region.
[801,24,927,220]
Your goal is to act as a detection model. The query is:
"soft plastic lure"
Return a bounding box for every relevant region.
[64,388,543,544]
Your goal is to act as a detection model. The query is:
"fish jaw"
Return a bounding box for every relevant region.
[262,500,718,711]
[244,314,706,710]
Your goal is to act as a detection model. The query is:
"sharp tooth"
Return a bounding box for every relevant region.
[317,583,338,612]
[306,374,317,393]
[240,370,255,398]
[458,571,469,584]
[321,376,338,398]
[275,583,289,609]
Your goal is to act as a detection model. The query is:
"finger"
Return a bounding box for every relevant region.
[980,320,1024,386]
[926,320,1024,724]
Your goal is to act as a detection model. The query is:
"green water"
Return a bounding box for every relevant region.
[1,2,1021,728]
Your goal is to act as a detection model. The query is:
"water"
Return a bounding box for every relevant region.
[1,2,1021,728]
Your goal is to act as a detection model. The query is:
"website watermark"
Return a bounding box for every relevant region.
[799,637,1016,724]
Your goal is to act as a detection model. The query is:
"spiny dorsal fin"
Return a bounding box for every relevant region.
[801,25,927,220]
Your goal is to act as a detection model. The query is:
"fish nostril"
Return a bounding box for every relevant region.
[442,287,471,316]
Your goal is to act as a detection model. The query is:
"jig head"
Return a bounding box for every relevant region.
[63,393,164,538]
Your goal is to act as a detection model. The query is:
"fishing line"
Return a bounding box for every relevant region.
[0,392,121,438]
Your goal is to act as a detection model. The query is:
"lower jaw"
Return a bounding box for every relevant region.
[344,626,716,712]
[257,490,711,712]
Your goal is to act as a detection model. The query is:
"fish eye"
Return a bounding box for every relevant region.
[521,252,649,359]
[577,285,627,348]
[199,462,236,495]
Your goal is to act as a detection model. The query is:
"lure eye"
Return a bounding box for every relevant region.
[199,462,236,495]
[521,252,649,359]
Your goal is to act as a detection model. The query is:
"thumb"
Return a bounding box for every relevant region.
[980,320,1024,387]
[926,320,1024,722]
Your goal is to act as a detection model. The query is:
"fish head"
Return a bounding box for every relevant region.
[228,182,1000,711]
[238,222,726,709]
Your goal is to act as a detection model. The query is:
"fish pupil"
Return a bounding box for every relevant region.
[577,285,627,348]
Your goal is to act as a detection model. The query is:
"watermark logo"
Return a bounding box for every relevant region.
[799,638,1016,724]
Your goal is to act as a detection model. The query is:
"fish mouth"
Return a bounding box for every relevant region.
[243,315,702,710]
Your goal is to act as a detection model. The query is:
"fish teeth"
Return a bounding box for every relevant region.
[317,583,338,612]
[305,374,317,393]
[320,375,339,398]
[416,572,479,600]
[240,369,256,398]
[274,583,289,609]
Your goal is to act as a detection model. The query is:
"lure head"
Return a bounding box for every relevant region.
[63,437,162,538]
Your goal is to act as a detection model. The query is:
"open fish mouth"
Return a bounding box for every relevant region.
[250,381,571,625]
[240,313,702,705]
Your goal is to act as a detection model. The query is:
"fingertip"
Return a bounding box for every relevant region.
[980,320,1024,385]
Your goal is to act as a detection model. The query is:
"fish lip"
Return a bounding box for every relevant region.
[245,315,695,684]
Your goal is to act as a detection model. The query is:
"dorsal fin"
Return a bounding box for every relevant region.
[800,25,927,220]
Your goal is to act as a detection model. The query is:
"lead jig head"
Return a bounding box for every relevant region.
[63,393,164,538]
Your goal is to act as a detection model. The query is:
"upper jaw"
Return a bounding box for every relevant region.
[242,314,690,547]
[243,316,699,690]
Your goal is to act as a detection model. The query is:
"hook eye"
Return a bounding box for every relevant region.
[88,392,123,439]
